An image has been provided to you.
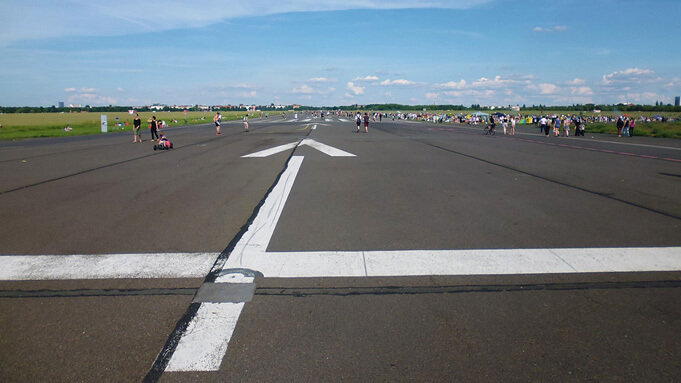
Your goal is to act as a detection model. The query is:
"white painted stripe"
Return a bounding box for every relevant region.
[298,138,356,157]
[0,253,219,280]
[224,250,366,277]
[165,302,245,372]
[226,156,305,268]
[223,247,681,278]
[241,142,298,158]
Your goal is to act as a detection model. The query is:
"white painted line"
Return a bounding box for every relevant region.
[0,253,219,280]
[225,156,305,268]
[241,142,298,158]
[223,247,681,278]
[298,138,356,157]
[224,251,367,278]
[165,302,245,372]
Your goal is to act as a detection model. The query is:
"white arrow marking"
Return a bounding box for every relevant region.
[312,125,317,130]
[241,139,355,158]
[241,142,298,158]
[298,138,355,157]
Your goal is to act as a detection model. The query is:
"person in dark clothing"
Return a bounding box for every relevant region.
[133,113,142,142]
[148,116,159,142]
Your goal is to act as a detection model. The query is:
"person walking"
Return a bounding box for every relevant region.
[363,112,370,133]
[623,118,630,137]
[509,115,516,136]
[539,116,548,136]
[147,115,159,142]
[629,118,635,137]
[214,112,222,135]
[573,117,582,137]
[355,112,362,132]
[133,113,142,142]
[616,116,624,137]
[243,114,249,132]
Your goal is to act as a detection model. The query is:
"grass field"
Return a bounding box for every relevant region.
[0,111,251,140]
[1,109,680,140]
[516,109,681,139]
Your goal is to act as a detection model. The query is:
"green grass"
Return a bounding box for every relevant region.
[0,111,250,140]
[585,121,681,139]
[418,108,681,139]
[2,109,681,140]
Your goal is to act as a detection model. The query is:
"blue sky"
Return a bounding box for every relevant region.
[1,0,680,107]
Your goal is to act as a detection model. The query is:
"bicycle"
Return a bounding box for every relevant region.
[483,124,496,136]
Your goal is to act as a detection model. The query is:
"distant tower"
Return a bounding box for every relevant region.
[58,102,64,108]
[675,97,680,107]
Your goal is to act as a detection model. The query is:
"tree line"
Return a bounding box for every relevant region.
[2,103,680,114]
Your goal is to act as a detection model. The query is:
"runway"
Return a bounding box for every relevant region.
[1,115,680,382]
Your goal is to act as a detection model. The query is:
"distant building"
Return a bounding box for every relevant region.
[675,96,680,107]
[58,102,64,108]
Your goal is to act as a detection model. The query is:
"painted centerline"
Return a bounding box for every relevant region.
[164,302,245,372]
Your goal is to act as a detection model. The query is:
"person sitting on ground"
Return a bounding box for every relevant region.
[157,132,173,149]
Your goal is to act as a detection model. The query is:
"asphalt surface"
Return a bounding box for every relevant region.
[1,115,680,382]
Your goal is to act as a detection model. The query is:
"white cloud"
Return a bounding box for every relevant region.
[238,91,257,98]
[291,84,335,95]
[443,89,496,98]
[471,76,514,88]
[566,78,586,85]
[308,77,336,83]
[602,68,656,84]
[537,83,559,95]
[353,75,379,82]
[434,80,467,89]
[665,78,681,88]
[379,79,421,86]
[292,84,315,94]
[620,92,660,104]
[0,0,493,46]
[68,92,117,106]
[532,25,571,33]
[65,87,99,93]
[347,81,365,95]
[570,86,593,96]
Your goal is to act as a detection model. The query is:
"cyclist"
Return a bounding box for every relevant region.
[488,115,496,134]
